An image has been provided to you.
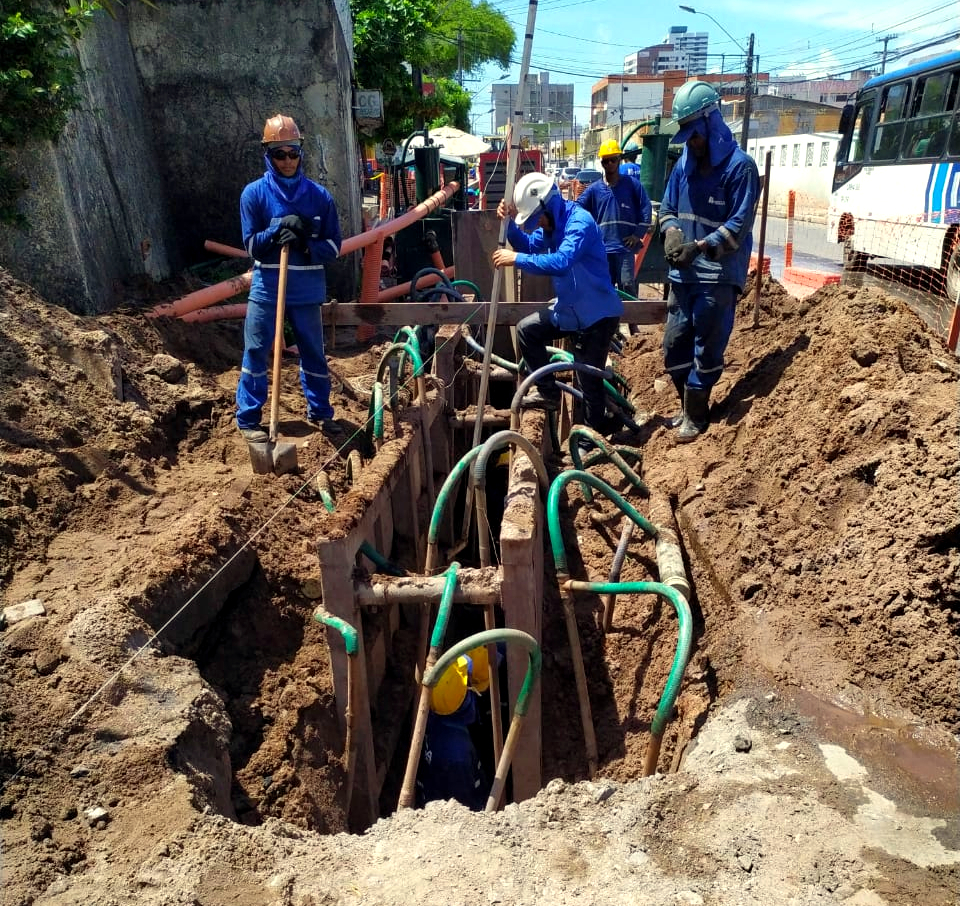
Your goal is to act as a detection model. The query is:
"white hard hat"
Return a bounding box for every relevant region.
[513,172,556,229]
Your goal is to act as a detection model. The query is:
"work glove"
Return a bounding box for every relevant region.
[278,214,307,236]
[663,228,684,260]
[275,227,300,246]
[673,242,701,267]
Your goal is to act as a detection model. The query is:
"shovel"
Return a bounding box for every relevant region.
[249,243,299,475]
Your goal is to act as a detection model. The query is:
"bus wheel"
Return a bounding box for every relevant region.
[945,239,960,302]
[841,240,867,286]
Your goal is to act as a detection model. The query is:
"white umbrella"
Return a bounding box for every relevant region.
[406,126,491,158]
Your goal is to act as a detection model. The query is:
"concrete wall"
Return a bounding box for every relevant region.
[125,0,361,299]
[0,12,178,313]
[0,1,360,314]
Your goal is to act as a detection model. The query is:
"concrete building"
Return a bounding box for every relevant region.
[492,72,574,133]
[624,26,708,77]
[767,71,875,108]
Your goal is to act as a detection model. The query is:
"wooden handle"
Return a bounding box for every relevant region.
[268,244,290,443]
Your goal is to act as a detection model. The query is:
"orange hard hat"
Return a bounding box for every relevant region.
[262,114,302,146]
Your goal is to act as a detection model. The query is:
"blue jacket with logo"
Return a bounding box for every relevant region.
[506,191,623,331]
[240,160,342,307]
[658,126,759,292]
[576,175,652,255]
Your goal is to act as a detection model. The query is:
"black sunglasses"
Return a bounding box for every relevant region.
[270,148,302,161]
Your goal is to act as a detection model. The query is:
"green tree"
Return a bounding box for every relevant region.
[0,0,146,225]
[351,0,512,140]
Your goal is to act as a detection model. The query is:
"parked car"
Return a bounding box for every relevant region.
[570,168,602,198]
[558,166,581,185]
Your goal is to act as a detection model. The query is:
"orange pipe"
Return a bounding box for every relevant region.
[180,303,249,323]
[152,182,459,319]
[177,267,456,323]
[146,271,252,319]
[203,240,248,259]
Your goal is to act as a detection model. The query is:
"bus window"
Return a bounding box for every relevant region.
[903,71,958,158]
[848,100,874,163]
[949,117,960,157]
[871,82,910,161]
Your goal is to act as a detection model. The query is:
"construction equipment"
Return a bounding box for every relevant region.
[248,244,299,475]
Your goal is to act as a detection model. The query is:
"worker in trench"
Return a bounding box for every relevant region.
[235,113,344,442]
[416,646,498,811]
[659,81,760,442]
[492,171,628,450]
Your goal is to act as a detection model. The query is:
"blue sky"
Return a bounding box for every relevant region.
[468,0,960,121]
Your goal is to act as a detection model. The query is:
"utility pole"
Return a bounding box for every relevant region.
[457,29,463,87]
[877,34,899,74]
[740,32,754,152]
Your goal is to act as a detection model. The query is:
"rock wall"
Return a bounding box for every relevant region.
[0,1,360,314]
[0,11,178,314]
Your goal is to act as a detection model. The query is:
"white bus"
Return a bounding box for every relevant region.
[827,51,960,298]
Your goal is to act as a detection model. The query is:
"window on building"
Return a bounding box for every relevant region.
[780,145,787,167]
[792,143,800,166]
[805,142,814,166]
[820,142,831,166]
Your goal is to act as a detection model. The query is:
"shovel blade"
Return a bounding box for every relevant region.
[247,439,299,476]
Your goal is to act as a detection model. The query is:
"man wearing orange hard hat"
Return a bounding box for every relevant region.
[236,114,344,444]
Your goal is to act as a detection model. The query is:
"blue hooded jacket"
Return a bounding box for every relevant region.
[506,189,623,331]
[576,174,652,255]
[658,108,760,292]
[240,155,342,307]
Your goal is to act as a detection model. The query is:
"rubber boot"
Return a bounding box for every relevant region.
[677,386,710,443]
[669,375,686,428]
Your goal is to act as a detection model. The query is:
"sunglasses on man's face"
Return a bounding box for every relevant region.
[270,148,302,161]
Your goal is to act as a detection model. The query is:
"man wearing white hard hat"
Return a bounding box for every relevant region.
[492,171,625,438]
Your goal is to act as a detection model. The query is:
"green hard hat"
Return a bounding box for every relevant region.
[672,80,721,124]
[623,140,641,155]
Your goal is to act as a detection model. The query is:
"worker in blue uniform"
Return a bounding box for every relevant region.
[236,113,343,443]
[416,654,488,811]
[619,141,642,180]
[659,82,760,442]
[491,172,625,437]
[576,138,652,299]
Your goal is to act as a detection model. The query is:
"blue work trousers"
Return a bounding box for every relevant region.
[518,310,619,433]
[662,283,737,391]
[236,300,332,429]
[607,251,636,298]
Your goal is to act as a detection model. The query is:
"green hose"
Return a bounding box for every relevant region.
[546,349,634,415]
[315,474,406,576]
[427,447,482,552]
[429,561,461,650]
[376,341,426,382]
[568,427,648,501]
[547,470,658,575]
[314,612,359,656]
[450,279,485,302]
[567,580,692,737]
[423,628,541,717]
[366,381,385,446]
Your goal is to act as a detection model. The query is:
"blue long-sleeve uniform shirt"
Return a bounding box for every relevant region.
[506,192,623,331]
[240,169,342,307]
[658,143,760,292]
[576,175,652,255]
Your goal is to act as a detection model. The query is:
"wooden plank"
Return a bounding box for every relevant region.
[499,417,547,801]
[322,299,666,327]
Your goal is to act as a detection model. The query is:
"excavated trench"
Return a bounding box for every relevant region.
[134,327,711,836]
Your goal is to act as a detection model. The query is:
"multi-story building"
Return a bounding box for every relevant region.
[624,26,708,77]
[491,72,574,133]
[766,71,875,107]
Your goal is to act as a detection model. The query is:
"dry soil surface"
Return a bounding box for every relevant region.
[1,265,958,906]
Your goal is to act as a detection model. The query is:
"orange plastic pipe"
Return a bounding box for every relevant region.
[152,182,459,319]
[203,240,248,259]
[180,303,249,323]
[146,271,252,319]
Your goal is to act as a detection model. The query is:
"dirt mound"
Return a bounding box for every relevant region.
[1,266,957,906]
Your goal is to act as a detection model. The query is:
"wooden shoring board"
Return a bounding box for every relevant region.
[314,394,445,828]
[498,409,549,801]
[322,299,666,327]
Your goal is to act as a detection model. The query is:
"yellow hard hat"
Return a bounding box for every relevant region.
[598,138,622,159]
[430,655,471,715]
[262,114,302,147]
[467,645,491,693]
